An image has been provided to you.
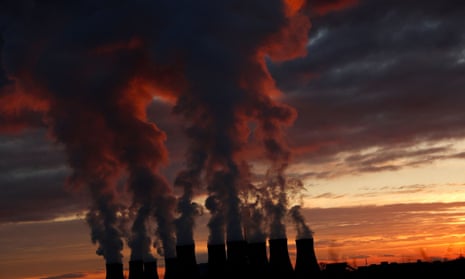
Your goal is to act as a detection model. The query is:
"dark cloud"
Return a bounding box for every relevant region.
[0,131,83,223]
[0,0,464,260]
[270,0,465,176]
[0,0,316,268]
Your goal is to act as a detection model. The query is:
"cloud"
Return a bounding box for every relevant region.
[41,273,86,279]
[270,0,465,177]
[0,130,84,223]
[1,0,464,230]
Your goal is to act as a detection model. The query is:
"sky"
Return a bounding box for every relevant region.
[1,0,465,278]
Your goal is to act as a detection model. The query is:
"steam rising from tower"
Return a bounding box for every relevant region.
[0,1,324,277]
[0,0,182,265]
[169,0,311,250]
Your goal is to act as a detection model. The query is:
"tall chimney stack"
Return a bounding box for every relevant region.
[295,238,321,279]
[226,240,249,278]
[176,244,200,279]
[207,243,227,279]
[129,260,144,279]
[105,262,124,279]
[163,257,180,279]
[247,241,269,277]
[143,260,159,279]
[268,238,295,279]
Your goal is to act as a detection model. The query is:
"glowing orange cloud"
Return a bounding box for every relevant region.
[312,0,359,16]
[266,1,311,62]
[0,91,48,114]
[285,0,307,16]
[0,79,50,133]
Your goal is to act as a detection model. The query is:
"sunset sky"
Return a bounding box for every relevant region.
[2,1,465,279]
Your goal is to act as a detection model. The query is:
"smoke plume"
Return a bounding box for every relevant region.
[0,0,182,262]
[0,0,322,265]
[168,0,311,244]
[289,205,314,239]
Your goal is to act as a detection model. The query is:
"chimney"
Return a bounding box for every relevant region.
[176,244,200,279]
[226,240,248,266]
[105,262,124,279]
[207,243,227,279]
[129,260,144,279]
[163,257,180,279]
[268,238,295,279]
[247,241,269,277]
[143,260,159,279]
[226,240,249,277]
[295,238,321,279]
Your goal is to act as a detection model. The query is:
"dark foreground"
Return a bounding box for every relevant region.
[319,257,465,278]
[107,241,465,279]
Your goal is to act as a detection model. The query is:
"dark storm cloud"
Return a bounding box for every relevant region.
[0,131,82,223]
[0,0,316,266]
[271,0,465,176]
[0,0,184,261]
[1,0,462,237]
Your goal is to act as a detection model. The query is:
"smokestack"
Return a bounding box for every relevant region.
[295,238,321,279]
[105,263,124,279]
[129,260,144,279]
[226,240,249,277]
[247,241,269,277]
[163,257,179,279]
[176,244,200,279]
[207,243,227,279]
[268,238,295,279]
[226,240,248,265]
[143,260,159,279]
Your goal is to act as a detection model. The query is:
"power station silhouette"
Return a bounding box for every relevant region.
[104,236,465,279]
[104,237,320,279]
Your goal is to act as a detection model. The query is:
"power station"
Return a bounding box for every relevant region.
[105,237,320,279]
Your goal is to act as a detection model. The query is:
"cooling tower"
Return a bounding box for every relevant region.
[268,238,295,279]
[163,257,179,279]
[226,240,249,277]
[129,260,144,279]
[247,241,269,277]
[295,238,321,279]
[105,262,124,279]
[176,244,200,279]
[226,240,248,266]
[143,260,159,279]
[207,243,227,279]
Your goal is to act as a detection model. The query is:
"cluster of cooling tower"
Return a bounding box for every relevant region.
[105,237,320,279]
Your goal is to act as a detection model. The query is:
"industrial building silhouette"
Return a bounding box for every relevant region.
[105,237,320,279]
[105,237,465,279]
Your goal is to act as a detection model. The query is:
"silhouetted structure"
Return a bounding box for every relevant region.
[115,239,465,279]
[105,262,124,279]
[176,244,200,279]
[247,241,270,277]
[143,260,159,279]
[268,238,295,279]
[351,258,465,279]
[295,238,321,279]
[226,240,249,278]
[129,260,144,279]
[206,243,227,279]
[163,257,179,279]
